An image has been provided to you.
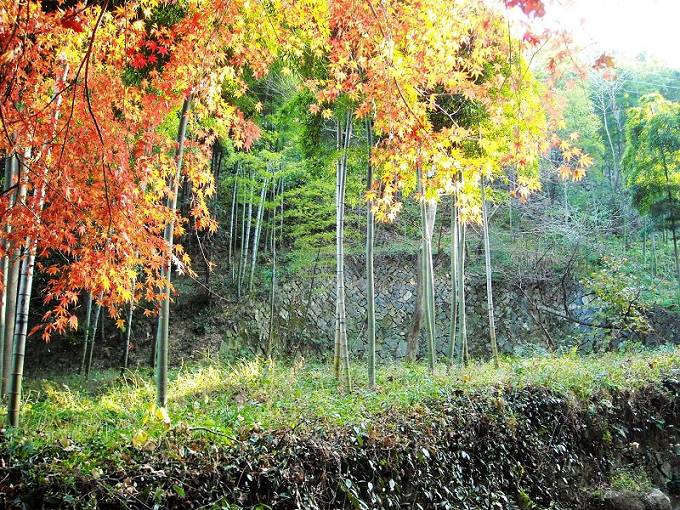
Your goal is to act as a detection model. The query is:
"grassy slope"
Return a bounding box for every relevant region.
[7,346,680,469]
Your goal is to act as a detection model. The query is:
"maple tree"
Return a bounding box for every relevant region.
[0,0,597,422]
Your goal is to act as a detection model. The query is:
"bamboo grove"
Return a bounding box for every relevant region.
[0,0,594,426]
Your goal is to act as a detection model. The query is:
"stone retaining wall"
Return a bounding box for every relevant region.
[224,253,581,360]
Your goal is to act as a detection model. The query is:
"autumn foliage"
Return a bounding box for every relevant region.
[0,0,589,337]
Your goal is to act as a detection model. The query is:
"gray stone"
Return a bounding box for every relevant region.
[643,489,671,510]
[600,491,645,510]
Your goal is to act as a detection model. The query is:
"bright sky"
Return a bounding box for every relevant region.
[539,0,680,69]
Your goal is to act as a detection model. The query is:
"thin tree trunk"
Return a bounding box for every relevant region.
[417,165,436,371]
[457,219,468,365]
[661,154,680,290]
[0,158,7,392]
[249,173,269,293]
[652,232,658,278]
[2,155,22,397]
[334,113,352,390]
[267,176,277,358]
[240,169,254,293]
[79,292,93,374]
[642,217,647,266]
[601,97,620,191]
[0,156,16,394]
[156,95,192,409]
[447,196,459,369]
[85,301,102,378]
[122,280,135,373]
[481,178,499,367]
[237,169,247,295]
[279,178,284,252]
[7,62,68,424]
[334,119,342,376]
[365,120,376,387]
[405,249,424,362]
[228,164,239,281]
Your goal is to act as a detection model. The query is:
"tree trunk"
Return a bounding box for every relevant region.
[122,280,135,373]
[239,168,254,295]
[661,155,680,290]
[7,101,69,424]
[366,120,376,387]
[0,157,7,391]
[481,178,499,367]
[79,292,93,374]
[405,249,424,362]
[237,169,247,295]
[334,112,352,391]
[1,155,18,395]
[652,232,658,278]
[156,95,192,409]
[85,301,102,379]
[457,219,468,364]
[267,175,277,358]
[642,217,647,266]
[2,155,22,397]
[249,173,269,293]
[447,196,459,368]
[417,165,437,371]
[228,164,239,281]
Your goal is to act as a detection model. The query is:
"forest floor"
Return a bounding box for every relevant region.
[4,347,680,508]
[12,346,680,459]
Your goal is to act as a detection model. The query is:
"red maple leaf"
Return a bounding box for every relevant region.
[131,54,147,70]
[506,0,546,17]
[593,53,615,70]
[522,31,541,46]
[60,14,84,33]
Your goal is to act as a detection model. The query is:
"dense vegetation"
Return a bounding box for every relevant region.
[1,0,680,507]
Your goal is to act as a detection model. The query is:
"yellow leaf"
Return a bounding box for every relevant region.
[155,406,171,428]
[131,429,149,448]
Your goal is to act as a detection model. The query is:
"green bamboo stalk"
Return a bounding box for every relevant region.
[122,279,135,373]
[457,219,468,365]
[85,301,102,379]
[481,177,499,368]
[249,173,269,293]
[366,120,376,388]
[267,175,277,358]
[79,292,93,374]
[417,165,436,371]
[156,95,192,409]
[2,155,21,397]
[447,196,459,370]
[228,165,239,280]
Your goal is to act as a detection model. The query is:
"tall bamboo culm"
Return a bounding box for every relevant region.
[155,95,192,409]
[447,196,459,371]
[79,292,93,374]
[481,178,499,367]
[417,165,436,371]
[8,64,68,425]
[2,155,21,397]
[334,112,352,391]
[249,172,269,293]
[365,120,376,387]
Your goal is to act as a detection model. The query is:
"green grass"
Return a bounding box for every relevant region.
[7,346,680,470]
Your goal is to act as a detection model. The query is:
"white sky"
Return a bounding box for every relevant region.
[537,0,680,69]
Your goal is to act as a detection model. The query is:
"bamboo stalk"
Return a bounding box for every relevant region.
[365,120,376,388]
[481,177,499,367]
[156,95,192,409]
[79,292,93,374]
